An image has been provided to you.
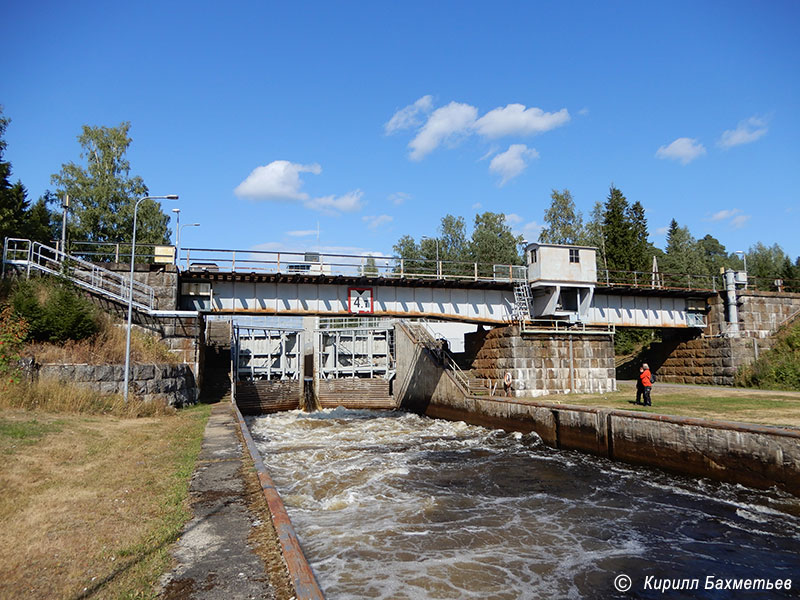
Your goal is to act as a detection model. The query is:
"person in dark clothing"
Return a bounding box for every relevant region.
[635,363,652,406]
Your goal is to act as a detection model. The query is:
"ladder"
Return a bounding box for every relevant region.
[512,281,532,323]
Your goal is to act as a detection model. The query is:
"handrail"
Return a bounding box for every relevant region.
[2,238,156,312]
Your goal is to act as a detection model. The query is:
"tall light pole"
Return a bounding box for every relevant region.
[177,223,200,269]
[124,195,179,402]
[421,236,440,278]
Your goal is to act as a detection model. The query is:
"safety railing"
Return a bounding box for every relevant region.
[520,319,616,336]
[2,238,155,312]
[597,269,717,292]
[400,322,471,392]
[180,246,528,283]
[61,240,170,264]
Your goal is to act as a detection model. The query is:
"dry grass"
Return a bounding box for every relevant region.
[558,381,800,428]
[0,403,210,600]
[23,313,178,366]
[0,379,175,418]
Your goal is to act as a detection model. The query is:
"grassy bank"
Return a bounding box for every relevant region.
[0,403,211,599]
[562,382,800,428]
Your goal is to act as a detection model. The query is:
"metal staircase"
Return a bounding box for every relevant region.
[512,281,532,323]
[2,238,156,312]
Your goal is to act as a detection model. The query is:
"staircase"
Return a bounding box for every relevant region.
[2,238,156,312]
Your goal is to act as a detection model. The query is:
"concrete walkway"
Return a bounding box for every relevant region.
[159,403,278,600]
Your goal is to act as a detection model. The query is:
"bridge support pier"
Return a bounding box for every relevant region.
[467,325,616,397]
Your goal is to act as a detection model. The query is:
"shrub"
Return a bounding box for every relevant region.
[10,277,98,343]
[0,306,29,383]
[736,320,800,390]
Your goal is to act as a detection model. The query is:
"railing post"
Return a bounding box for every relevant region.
[400,258,404,278]
[232,250,236,272]
[474,263,478,281]
[115,244,119,263]
[186,249,191,271]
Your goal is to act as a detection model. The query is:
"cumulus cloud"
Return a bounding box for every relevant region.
[304,190,364,214]
[655,138,706,165]
[475,104,570,138]
[718,116,768,149]
[409,101,478,160]
[708,207,751,229]
[362,214,393,229]
[234,160,321,200]
[505,213,524,225]
[489,144,539,185]
[511,220,543,241]
[384,95,434,134]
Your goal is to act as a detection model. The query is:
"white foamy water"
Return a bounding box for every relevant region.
[250,408,800,599]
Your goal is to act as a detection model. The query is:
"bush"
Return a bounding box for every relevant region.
[10,277,98,343]
[0,306,29,382]
[735,321,800,390]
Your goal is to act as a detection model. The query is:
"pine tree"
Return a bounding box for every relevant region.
[602,186,636,272]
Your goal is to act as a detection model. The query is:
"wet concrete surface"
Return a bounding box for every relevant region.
[160,404,278,600]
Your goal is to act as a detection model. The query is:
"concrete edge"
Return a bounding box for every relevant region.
[462,393,800,439]
[230,400,326,600]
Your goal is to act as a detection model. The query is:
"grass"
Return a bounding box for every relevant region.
[559,381,800,428]
[0,379,176,417]
[0,403,211,600]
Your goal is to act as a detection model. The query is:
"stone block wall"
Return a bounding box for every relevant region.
[651,334,764,386]
[736,291,800,338]
[102,263,179,311]
[469,325,616,396]
[39,363,196,406]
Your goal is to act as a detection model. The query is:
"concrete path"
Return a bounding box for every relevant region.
[159,403,278,600]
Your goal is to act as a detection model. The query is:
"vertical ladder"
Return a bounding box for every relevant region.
[512,282,532,323]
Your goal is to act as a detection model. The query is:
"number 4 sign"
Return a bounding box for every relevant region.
[348,287,374,314]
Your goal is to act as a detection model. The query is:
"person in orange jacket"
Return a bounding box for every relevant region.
[636,363,652,406]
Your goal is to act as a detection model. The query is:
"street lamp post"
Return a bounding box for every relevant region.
[124,195,179,402]
[177,223,200,269]
[421,236,440,278]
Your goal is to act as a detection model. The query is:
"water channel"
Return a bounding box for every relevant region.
[250,409,800,599]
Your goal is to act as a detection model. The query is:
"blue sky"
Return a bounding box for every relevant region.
[2,1,799,261]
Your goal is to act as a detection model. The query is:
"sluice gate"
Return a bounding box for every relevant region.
[232,318,398,414]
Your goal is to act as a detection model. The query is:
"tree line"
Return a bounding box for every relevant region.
[393,186,800,290]
[0,106,171,251]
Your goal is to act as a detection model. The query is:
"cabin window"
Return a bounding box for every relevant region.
[569,248,580,263]
[531,249,538,263]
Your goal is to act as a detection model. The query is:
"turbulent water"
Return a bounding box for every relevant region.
[249,409,800,600]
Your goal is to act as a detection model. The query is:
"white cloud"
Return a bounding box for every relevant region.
[655,226,669,236]
[389,192,410,205]
[578,107,590,116]
[511,220,543,242]
[731,215,751,229]
[409,101,478,160]
[489,144,539,185]
[304,190,364,214]
[286,229,317,237]
[234,160,321,200]
[475,104,570,138]
[505,213,524,225]
[718,116,768,149]
[710,208,741,222]
[655,138,706,165]
[384,95,434,134]
[472,202,482,210]
[362,214,393,229]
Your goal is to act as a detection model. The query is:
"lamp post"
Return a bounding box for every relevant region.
[421,236,440,278]
[124,195,179,402]
[177,223,200,269]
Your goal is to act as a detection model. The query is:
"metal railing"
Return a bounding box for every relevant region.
[401,322,471,392]
[2,238,156,311]
[597,269,717,292]
[520,318,616,336]
[54,240,172,264]
[180,246,528,283]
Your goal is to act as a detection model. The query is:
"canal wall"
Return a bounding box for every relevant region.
[396,324,800,496]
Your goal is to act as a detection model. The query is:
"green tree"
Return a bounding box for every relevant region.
[746,242,788,282]
[584,201,607,270]
[628,201,651,272]
[661,219,706,276]
[360,256,378,277]
[538,189,585,245]
[439,214,469,262]
[469,212,523,278]
[0,108,29,242]
[602,186,636,272]
[697,234,728,277]
[51,122,170,245]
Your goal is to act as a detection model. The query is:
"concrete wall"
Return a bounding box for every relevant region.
[39,363,196,406]
[423,395,800,496]
[468,325,616,396]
